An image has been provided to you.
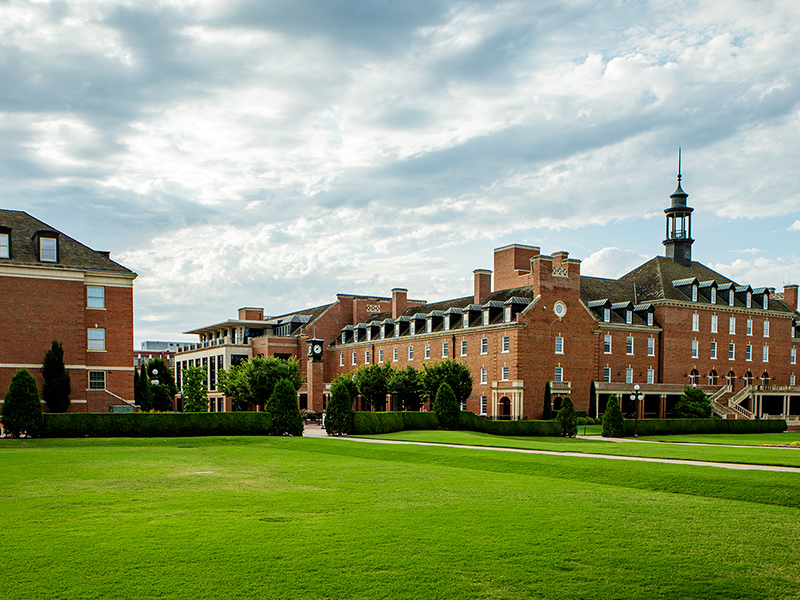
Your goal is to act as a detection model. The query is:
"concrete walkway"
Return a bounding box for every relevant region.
[301,424,800,473]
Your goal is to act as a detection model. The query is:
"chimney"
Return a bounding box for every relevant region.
[784,285,798,311]
[392,288,408,318]
[238,307,264,320]
[474,269,492,304]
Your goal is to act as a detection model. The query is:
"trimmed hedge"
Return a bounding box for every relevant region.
[622,418,787,437]
[350,411,440,435]
[401,411,439,431]
[460,411,562,436]
[41,412,273,438]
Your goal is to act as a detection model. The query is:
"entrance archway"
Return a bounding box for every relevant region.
[499,396,511,418]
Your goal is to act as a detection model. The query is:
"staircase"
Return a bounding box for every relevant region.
[709,387,737,419]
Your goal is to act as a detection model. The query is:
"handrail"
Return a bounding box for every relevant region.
[728,402,754,419]
[709,385,731,402]
[728,385,753,408]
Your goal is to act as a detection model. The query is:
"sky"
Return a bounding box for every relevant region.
[2,0,800,347]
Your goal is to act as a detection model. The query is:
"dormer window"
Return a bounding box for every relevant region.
[444,317,450,331]
[394,323,400,337]
[710,288,716,304]
[504,306,511,322]
[482,311,489,326]
[746,292,752,308]
[410,321,416,335]
[353,330,359,343]
[0,232,9,259]
[341,332,346,344]
[692,285,698,302]
[462,314,469,329]
[626,310,632,325]
[647,313,653,327]
[603,308,610,323]
[426,318,432,333]
[729,290,734,307]
[39,236,57,262]
[763,295,768,310]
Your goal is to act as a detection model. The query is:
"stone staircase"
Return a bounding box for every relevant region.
[709,386,752,419]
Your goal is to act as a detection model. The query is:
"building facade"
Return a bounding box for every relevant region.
[0,210,137,412]
[175,176,800,424]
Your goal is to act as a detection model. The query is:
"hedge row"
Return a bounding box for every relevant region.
[621,418,787,437]
[41,412,273,438]
[459,411,562,436]
[350,411,440,435]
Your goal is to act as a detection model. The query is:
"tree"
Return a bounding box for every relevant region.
[542,381,552,419]
[325,377,354,436]
[266,378,304,436]
[219,356,303,410]
[602,394,625,437]
[41,340,71,413]
[432,382,460,430]
[134,364,152,411]
[419,360,472,407]
[588,380,597,419]
[1,369,43,438]
[673,385,712,418]
[182,366,209,412]
[354,363,393,410]
[388,366,421,411]
[145,357,177,412]
[556,395,578,437]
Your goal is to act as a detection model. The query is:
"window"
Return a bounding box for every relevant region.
[747,319,753,336]
[625,368,633,384]
[409,322,415,335]
[710,288,716,304]
[480,368,487,384]
[442,342,448,358]
[408,346,414,360]
[354,330,359,343]
[393,347,398,362]
[626,310,632,325]
[502,335,510,353]
[88,371,105,390]
[626,336,634,355]
[729,343,735,360]
[0,233,8,258]
[88,328,105,351]
[603,367,611,383]
[762,345,769,362]
[791,374,796,386]
[444,317,450,331]
[763,320,769,337]
[459,398,467,411]
[482,311,489,326]
[555,336,564,354]
[792,348,796,365]
[424,343,431,359]
[647,313,653,327]
[501,366,509,381]
[366,329,372,341]
[352,352,357,365]
[480,396,487,415]
[692,285,698,302]
[460,340,467,356]
[380,327,385,339]
[729,290,735,307]
[691,340,699,359]
[603,308,610,323]
[39,236,57,262]
[604,334,612,354]
[426,319,432,333]
[365,350,370,364]
[339,353,344,367]
[378,349,384,363]
[480,338,488,354]
[647,337,655,356]
[729,317,736,335]
[462,314,469,328]
[342,332,347,344]
[711,315,718,333]
[764,295,769,310]
[692,313,699,331]
[87,286,105,309]
[504,306,512,322]
[710,342,717,360]
[746,292,752,308]
[647,368,655,384]
[554,367,563,382]
[746,344,752,361]
[394,323,400,337]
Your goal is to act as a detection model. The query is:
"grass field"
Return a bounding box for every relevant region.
[2,435,799,599]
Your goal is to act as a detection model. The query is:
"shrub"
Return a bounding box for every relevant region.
[354,363,393,409]
[41,412,273,437]
[351,412,404,435]
[588,380,597,419]
[460,411,561,436]
[432,382,460,430]
[400,411,439,431]
[326,378,354,436]
[266,378,303,436]
[41,340,71,413]
[672,385,712,418]
[182,365,209,412]
[542,381,552,419]
[419,360,473,407]
[602,394,625,437]
[2,369,44,438]
[556,396,578,437]
[577,417,587,426]
[622,418,787,437]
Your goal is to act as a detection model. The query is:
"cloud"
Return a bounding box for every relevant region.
[581,247,652,279]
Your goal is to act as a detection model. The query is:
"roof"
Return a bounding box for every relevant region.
[0,209,134,274]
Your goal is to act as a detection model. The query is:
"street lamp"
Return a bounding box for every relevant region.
[151,368,159,386]
[630,384,644,438]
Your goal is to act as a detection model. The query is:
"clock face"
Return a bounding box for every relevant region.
[313,344,322,354]
[554,301,567,318]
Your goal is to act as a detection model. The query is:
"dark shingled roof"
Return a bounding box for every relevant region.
[0,209,134,274]
[617,256,735,302]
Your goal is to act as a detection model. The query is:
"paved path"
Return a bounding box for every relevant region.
[302,425,800,473]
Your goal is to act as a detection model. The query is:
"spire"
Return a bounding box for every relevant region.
[672,147,686,199]
[663,148,694,267]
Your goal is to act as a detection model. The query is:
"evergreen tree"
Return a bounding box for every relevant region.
[588,380,597,419]
[146,358,177,412]
[602,394,625,437]
[266,378,304,436]
[219,356,303,410]
[325,378,354,436]
[387,366,421,411]
[135,364,153,411]
[556,395,578,437]
[354,363,393,410]
[432,382,460,430]
[673,385,712,418]
[543,381,552,419]
[1,369,43,438]
[182,366,209,412]
[41,340,71,413]
[419,360,472,408]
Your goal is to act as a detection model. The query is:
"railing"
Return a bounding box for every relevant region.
[709,386,731,402]
[728,385,753,408]
[728,402,754,419]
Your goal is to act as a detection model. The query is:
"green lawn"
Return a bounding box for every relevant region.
[642,432,800,446]
[1,436,799,600]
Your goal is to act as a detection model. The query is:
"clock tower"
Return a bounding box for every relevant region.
[305,338,325,413]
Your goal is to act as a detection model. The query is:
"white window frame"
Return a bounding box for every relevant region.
[626,336,634,355]
[87,286,105,309]
[501,366,509,381]
[352,352,357,365]
[791,373,796,386]
[408,345,414,360]
[0,233,9,259]
[480,337,488,354]
[339,353,344,367]
[604,334,612,354]
[647,337,655,357]
[462,314,469,329]
[88,328,105,351]
[691,340,699,359]
[504,306,512,322]
[88,371,106,390]
[746,344,752,361]
[710,287,716,304]
[603,367,611,383]
[692,285,698,302]
[554,367,563,383]
[426,319,432,334]
[40,236,57,262]
[647,368,654,384]
[378,349,384,363]
[555,336,564,354]
[442,342,448,358]
[482,311,490,326]
[409,322,415,335]
[729,317,736,335]
[393,347,398,362]
[692,313,699,332]
[625,368,633,384]
[710,341,717,360]
[603,308,610,323]
[762,345,769,363]
[711,314,718,333]
[729,290,734,307]
[747,318,753,336]
[626,310,632,325]
[746,292,752,308]
[763,320,769,338]
[647,313,653,327]
[460,340,467,357]
[364,350,370,364]
[480,368,487,385]
[480,395,487,415]
[502,335,510,353]
[424,343,431,359]
[791,347,797,365]
[729,343,735,360]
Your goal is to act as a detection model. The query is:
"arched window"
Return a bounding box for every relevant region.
[744,371,753,386]
[689,369,700,385]
[708,370,718,386]
[760,372,769,386]
[726,370,735,387]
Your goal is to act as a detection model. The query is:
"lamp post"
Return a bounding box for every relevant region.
[630,384,644,438]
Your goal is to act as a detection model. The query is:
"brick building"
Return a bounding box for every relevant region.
[175,174,800,423]
[0,210,137,412]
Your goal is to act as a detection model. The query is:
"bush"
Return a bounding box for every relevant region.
[622,418,787,437]
[575,410,588,418]
[556,396,578,437]
[460,411,561,436]
[2,369,44,438]
[577,417,587,426]
[602,395,625,437]
[351,412,405,435]
[432,382,460,430]
[325,378,354,436]
[672,385,712,418]
[40,412,273,437]
[542,381,552,419]
[266,378,303,436]
[42,340,71,413]
[400,411,439,431]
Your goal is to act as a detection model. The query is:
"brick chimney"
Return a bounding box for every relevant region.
[392,288,408,318]
[474,270,492,304]
[238,307,264,320]
[784,285,798,312]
